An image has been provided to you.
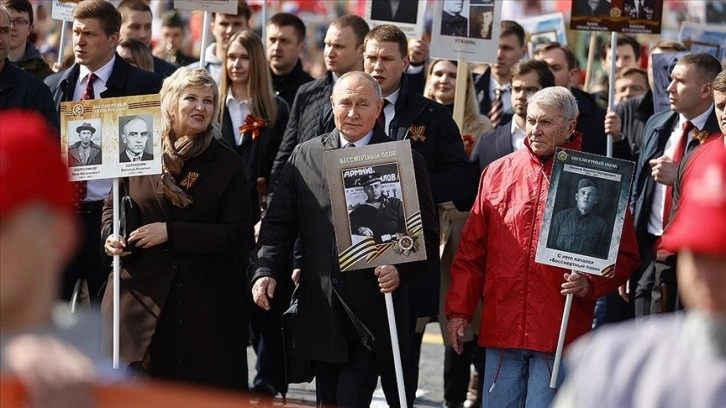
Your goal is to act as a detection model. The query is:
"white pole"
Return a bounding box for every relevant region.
[384,292,408,408]
[57,20,68,68]
[112,178,120,369]
[606,32,618,158]
[550,292,573,388]
[199,11,211,70]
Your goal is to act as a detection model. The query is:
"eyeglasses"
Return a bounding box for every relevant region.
[10,18,30,27]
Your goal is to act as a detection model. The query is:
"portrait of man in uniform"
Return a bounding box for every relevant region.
[549,177,610,258]
[348,171,406,244]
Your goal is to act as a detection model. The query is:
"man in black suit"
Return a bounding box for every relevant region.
[118,0,176,78]
[363,24,473,404]
[630,53,722,317]
[371,0,417,24]
[251,71,437,408]
[472,60,555,172]
[574,0,611,17]
[44,0,162,301]
[473,21,527,124]
[0,6,58,130]
[119,117,152,162]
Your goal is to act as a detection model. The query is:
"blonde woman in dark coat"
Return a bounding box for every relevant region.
[102,67,251,390]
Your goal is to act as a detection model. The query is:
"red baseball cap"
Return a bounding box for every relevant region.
[0,110,74,220]
[661,143,726,254]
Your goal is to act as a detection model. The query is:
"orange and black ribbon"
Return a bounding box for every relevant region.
[239,114,267,142]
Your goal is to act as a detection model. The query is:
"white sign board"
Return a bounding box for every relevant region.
[366,0,427,39]
[430,0,502,64]
[173,0,237,14]
[52,0,82,22]
[60,95,163,181]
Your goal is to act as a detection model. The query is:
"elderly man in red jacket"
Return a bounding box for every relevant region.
[445,86,640,408]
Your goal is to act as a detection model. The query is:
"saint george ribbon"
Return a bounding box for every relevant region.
[239,114,267,142]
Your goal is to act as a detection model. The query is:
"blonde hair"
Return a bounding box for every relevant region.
[424,59,491,138]
[218,30,278,127]
[117,38,154,72]
[160,67,220,139]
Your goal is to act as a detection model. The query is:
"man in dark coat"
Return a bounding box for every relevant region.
[362,24,473,404]
[118,0,177,78]
[266,13,313,107]
[3,0,53,79]
[550,178,609,258]
[251,72,437,408]
[630,53,722,317]
[269,15,370,193]
[472,60,555,173]
[44,0,162,302]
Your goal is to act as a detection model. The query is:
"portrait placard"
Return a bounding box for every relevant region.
[519,13,567,57]
[430,0,502,64]
[678,22,726,66]
[173,0,237,13]
[535,149,634,276]
[366,0,427,39]
[52,0,83,22]
[324,141,427,272]
[570,0,663,34]
[60,95,162,181]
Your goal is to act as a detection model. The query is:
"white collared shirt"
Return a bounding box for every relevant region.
[73,55,116,101]
[647,105,714,235]
[340,130,374,148]
[510,117,527,151]
[74,56,116,202]
[488,76,512,113]
[226,89,251,146]
[381,88,400,136]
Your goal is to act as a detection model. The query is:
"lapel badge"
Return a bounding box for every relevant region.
[408,125,426,143]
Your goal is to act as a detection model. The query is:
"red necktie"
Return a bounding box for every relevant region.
[662,120,694,228]
[73,73,98,210]
[377,100,389,131]
[489,87,504,127]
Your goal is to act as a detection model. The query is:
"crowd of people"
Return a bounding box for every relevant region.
[0,0,725,407]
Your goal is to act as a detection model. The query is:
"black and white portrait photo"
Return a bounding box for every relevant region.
[548,176,615,259]
[370,0,418,24]
[67,118,102,167]
[440,0,468,37]
[119,114,153,163]
[344,164,406,245]
[469,1,495,39]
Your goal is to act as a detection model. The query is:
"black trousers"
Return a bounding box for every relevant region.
[315,342,409,408]
[444,339,476,404]
[633,232,658,317]
[61,206,108,301]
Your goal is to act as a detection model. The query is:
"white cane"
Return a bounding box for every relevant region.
[384,292,408,407]
[112,178,120,369]
[550,289,574,388]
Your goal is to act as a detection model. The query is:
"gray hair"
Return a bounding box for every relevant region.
[528,86,579,122]
[334,71,383,100]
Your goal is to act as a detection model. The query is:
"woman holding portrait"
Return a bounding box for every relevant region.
[102,68,251,390]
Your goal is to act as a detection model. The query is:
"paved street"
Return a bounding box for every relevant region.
[247,324,448,407]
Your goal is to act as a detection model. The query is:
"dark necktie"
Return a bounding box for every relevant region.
[662,120,694,228]
[344,143,356,148]
[376,100,389,131]
[73,73,98,210]
[489,87,505,128]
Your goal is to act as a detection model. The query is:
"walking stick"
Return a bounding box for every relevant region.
[384,292,408,407]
